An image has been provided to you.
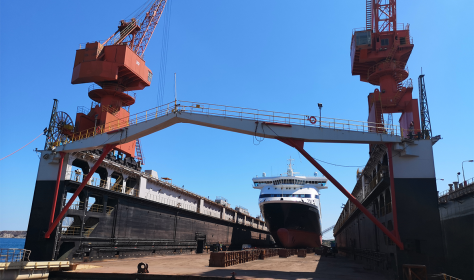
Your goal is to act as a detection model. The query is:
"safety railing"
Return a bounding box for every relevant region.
[70,201,85,211]
[181,101,400,136]
[65,171,139,197]
[60,100,401,147]
[464,177,474,187]
[440,273,461,280]
[438,189,450,198]
[77,106,90,115]
[61,226,81,236]
[400,128,432,140]
[351,23,409,35]
[439,179,474,203]
[61,226,96,237]
[0,249,31,262]
[367,60,408,80]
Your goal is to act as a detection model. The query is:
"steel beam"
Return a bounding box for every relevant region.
[386,143,401,239]
[49,152,65,227]
[44,144,116,238]
[279,137,404,250]
[57,112,402,153]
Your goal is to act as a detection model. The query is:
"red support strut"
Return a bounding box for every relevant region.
[49,152,65,227]
[278,138,404,250]
[386,143,400,239]
[44,144,116,238]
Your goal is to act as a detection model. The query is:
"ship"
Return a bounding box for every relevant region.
[253,159,328,248]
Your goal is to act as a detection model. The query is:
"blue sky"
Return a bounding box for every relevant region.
[1,1,473,237]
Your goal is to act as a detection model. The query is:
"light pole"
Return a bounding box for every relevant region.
[462,160,474,185]
[318,103,323,128]
[456,172,461,184]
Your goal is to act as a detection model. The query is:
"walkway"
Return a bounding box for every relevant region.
[57,100,402,153]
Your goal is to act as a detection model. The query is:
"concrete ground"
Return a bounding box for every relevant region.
[65,253,387,280]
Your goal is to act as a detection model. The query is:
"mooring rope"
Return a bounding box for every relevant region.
[0,132,43,161]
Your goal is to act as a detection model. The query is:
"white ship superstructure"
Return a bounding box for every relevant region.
[253,158,328,248]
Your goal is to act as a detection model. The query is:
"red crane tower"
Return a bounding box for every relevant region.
[71,0,167,159]
[351,0,419,137]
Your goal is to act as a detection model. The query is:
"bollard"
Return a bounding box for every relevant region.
[137,262,149,273]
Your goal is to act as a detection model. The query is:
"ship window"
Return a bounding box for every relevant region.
[381,38,389,46]
[304,194,311,198]
[315,195,319,199]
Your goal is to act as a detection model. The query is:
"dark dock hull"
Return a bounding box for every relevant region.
[262,202,321,248]
[25,180,273,262]
[439,188,474,280]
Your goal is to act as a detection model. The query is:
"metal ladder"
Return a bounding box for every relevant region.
[366,0,372,30]
[135,139,145,165]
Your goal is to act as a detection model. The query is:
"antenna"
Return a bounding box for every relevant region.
[287,156,295,176]
[288,156,295,168]
[174,72,177,107]
[418,70,432,139]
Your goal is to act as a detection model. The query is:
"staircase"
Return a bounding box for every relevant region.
[374,101,385,133]
[366,0,372,30]
[135,139,145,165]
[111,175,123,192]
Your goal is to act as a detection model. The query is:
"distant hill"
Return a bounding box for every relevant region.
[322,239,335,247]
[0,231,26,238]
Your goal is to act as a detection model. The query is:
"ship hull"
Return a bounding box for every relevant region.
[261,202,321,248]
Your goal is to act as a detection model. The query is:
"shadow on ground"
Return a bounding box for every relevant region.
[199,255,386,280]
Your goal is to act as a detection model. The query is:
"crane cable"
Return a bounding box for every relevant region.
[263,124,364,168]
[157,0,173,107]
[0,133,43,161]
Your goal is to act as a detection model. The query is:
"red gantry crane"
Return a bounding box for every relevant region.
[351,0,418,137]
[71,0,167,161]
[45,0,167,239]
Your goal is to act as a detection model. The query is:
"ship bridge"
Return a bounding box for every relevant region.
[55,100,403,154]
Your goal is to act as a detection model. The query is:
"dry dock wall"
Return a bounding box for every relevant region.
[334,140,445,278]
[438,185,474,280]
[25,151,272,261]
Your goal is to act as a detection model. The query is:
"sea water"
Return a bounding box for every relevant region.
[0,238,25,249]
